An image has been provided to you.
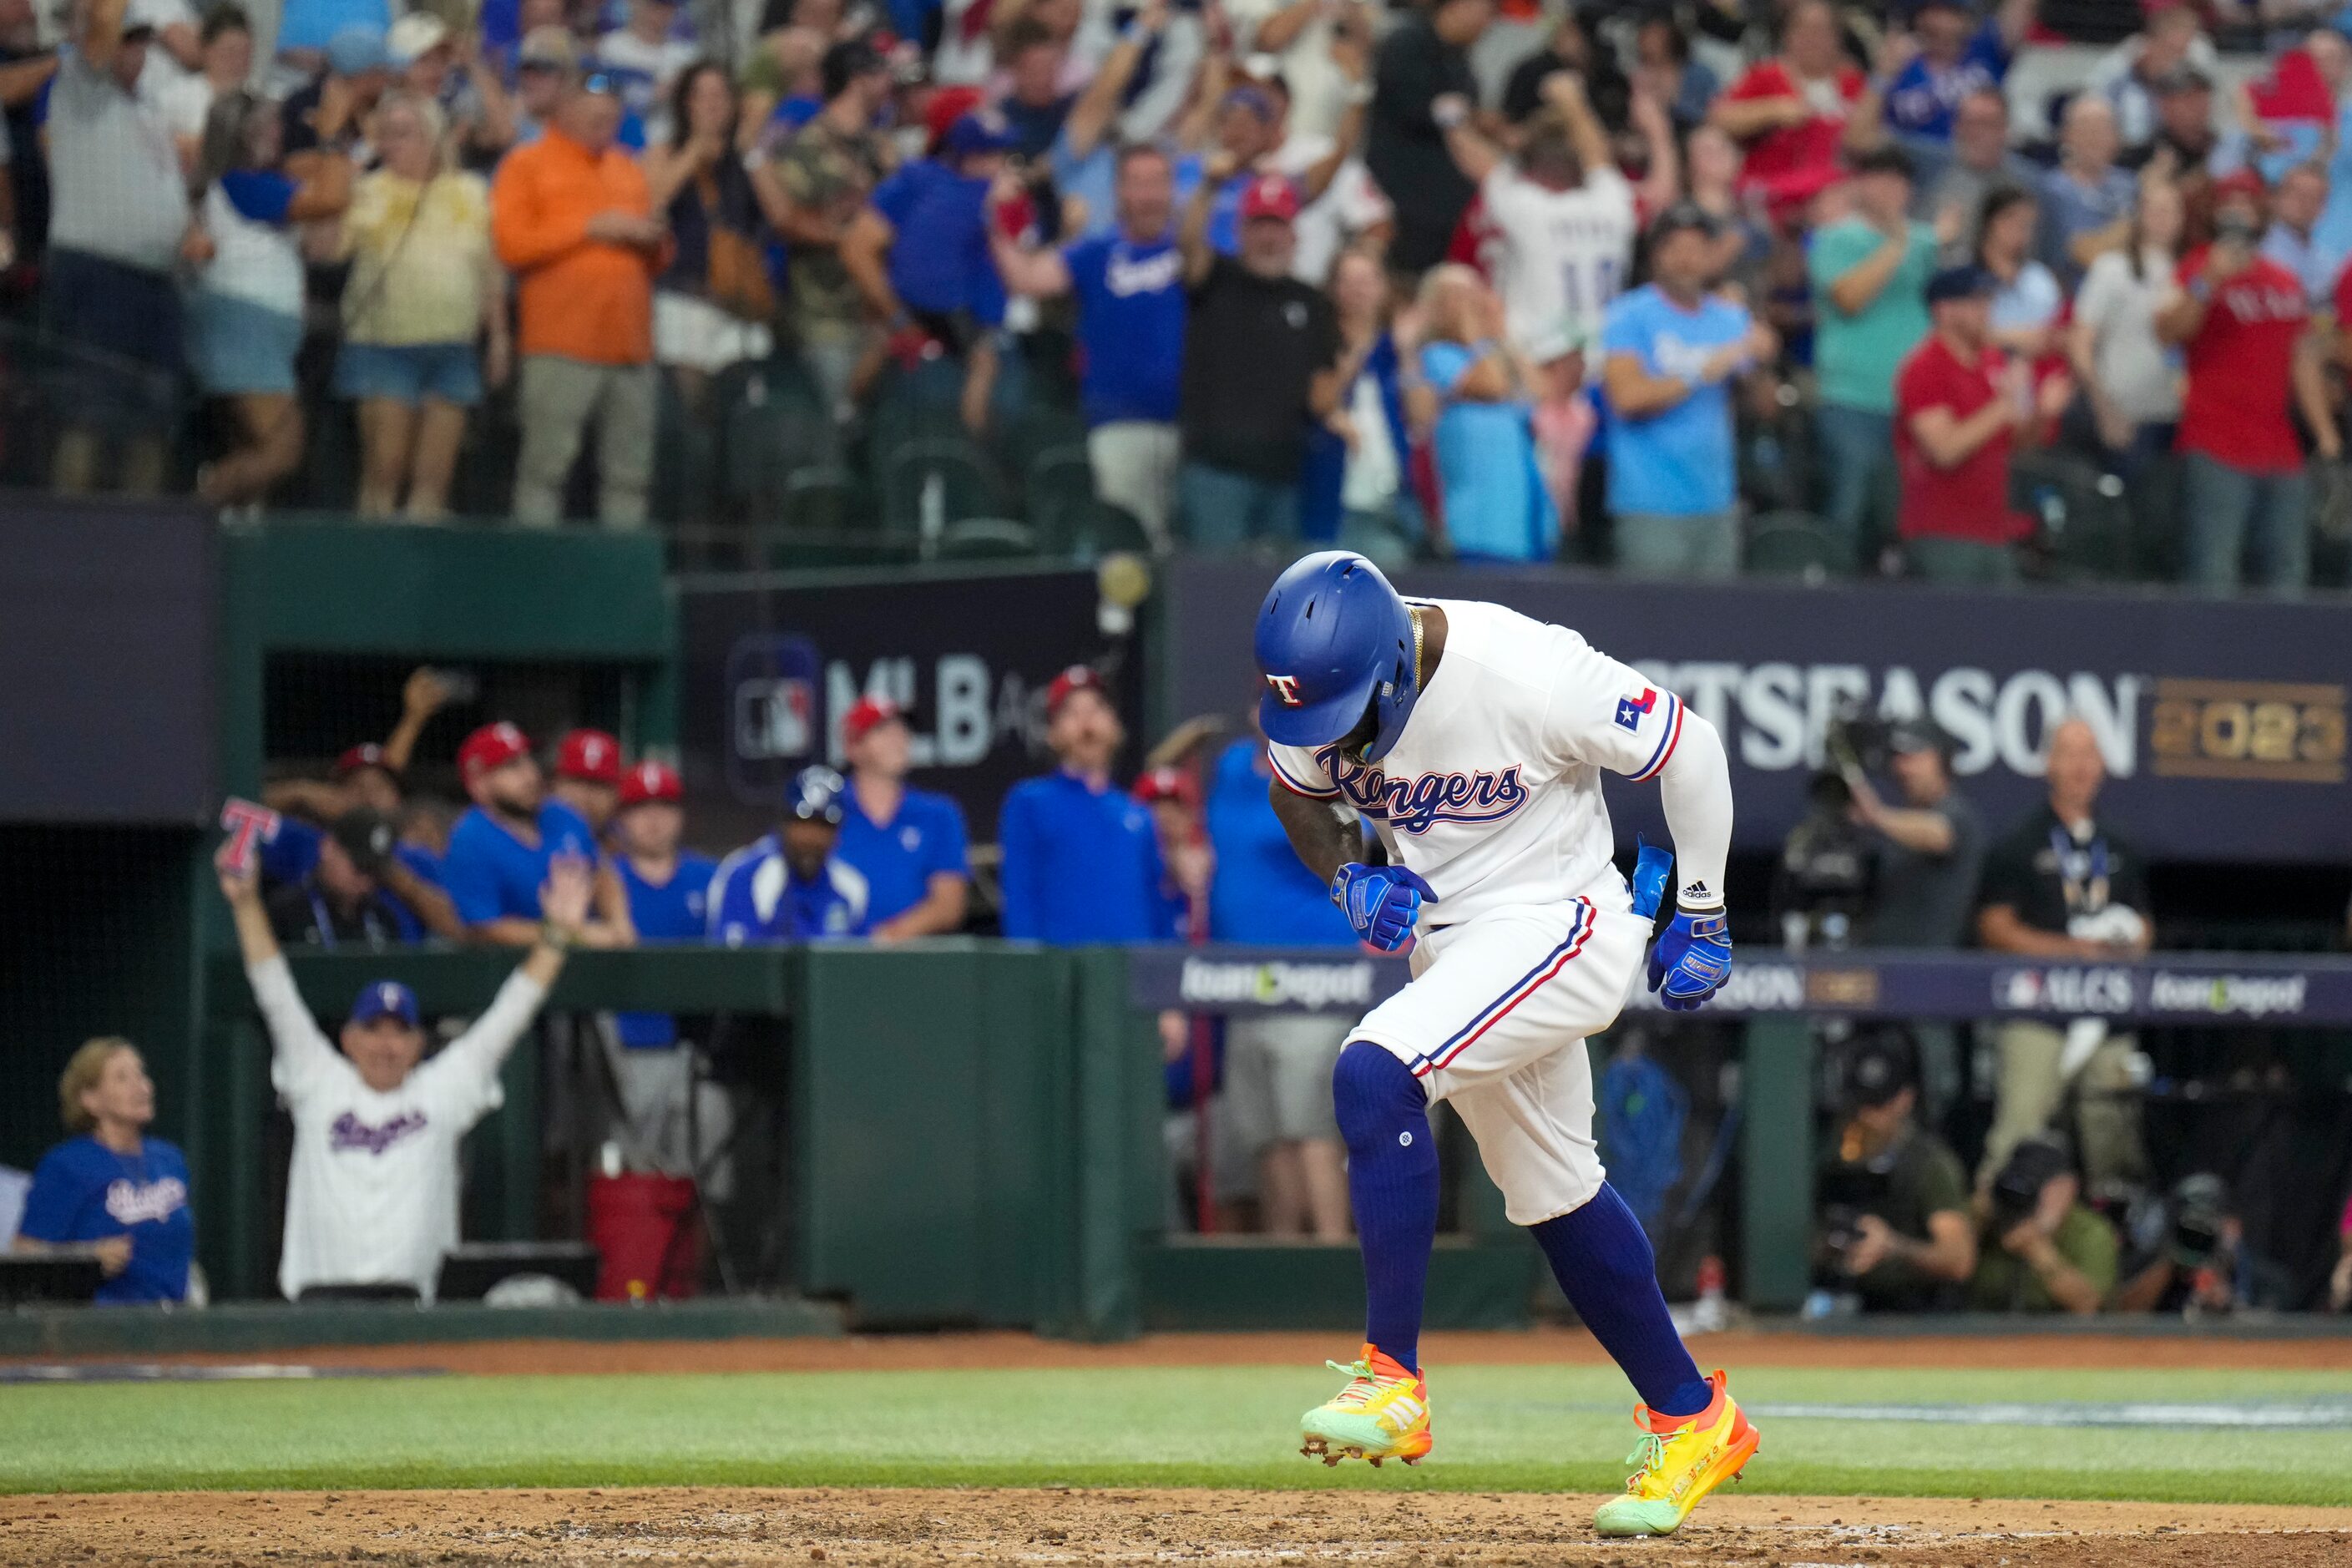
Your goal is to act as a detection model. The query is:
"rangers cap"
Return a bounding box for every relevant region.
[843,695,908,747]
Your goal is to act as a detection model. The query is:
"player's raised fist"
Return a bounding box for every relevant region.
[1332,862,1437,952]
[1646,908,1732,1012]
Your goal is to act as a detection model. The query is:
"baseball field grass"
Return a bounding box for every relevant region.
[11,1361,2352,1506]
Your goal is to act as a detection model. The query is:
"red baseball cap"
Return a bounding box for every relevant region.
[1238,174,1299,226]
[618,759,682,807]
[457,721,532,780]
[2213,167,2267,202]
[555,728,622,785]
[843,695,908,747]
[334,742,392,778]
[1046,665,1105,719]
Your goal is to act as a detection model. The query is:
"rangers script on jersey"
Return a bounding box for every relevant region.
[1265,598,1704,928]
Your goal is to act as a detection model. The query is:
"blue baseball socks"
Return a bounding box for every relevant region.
[1331,1040,1438,1372]
[1532,1183,1713,1419]
[1333,1041,1708,1417]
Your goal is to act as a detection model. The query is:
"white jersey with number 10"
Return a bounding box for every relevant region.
[1476,163,1638,358]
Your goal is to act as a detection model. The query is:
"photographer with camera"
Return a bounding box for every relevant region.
[1846,717,1984,950]
[1817,1032,1976,1312]
[2111,1172,2240,1315]
[1969,1135,2117,1314]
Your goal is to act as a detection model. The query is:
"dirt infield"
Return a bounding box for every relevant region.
[7,1486,2350,1567]
[55,1327,2352,1377]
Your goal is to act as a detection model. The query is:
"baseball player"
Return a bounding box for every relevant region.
[1257,551,1751,1537]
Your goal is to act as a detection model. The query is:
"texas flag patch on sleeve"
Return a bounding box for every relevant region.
[1613,687,1658,732]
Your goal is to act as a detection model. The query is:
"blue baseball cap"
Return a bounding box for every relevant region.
[351,979,420,1029]
[1926,264,1996,304]
[784,765,847,826]
[941,110,1016,159]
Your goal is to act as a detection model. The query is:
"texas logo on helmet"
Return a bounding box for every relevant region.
[1266,674,1305,707]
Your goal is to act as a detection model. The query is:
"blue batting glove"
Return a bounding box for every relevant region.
[1332,862,1438,952]
[1647,908,1732,1012]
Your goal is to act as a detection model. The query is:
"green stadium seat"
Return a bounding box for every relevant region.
[1743,511,1839,580]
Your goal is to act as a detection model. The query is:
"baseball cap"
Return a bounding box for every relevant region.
[350,979,420,1029]
[1045,665,1105,719]
[784,765,847,825]
[2152,64,2215,95]
[1223,83,1282,123]
[1848,144,1916,180]
[325,23,389,76]
[555,728,622,786]
[1991,1136,2073,1222]
[1889,716,1951,757]
[941,109,1017,159]
[2213,166,2267,202]
[842,695,908,747]
[518,23,580,68]
[334,742,394,779]
[329,806,396,878]
[1238,174,1300,225]
[387,10,448,66]
[1925,263,1996,304]
[618,759,682,807]
[1843,1032,1919,1110]
[457,721,533,780]
[1647,200,1720,243]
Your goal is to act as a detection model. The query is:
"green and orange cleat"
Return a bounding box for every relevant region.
[1297,1343,1433,1468]
[1591,1370,1760,1537]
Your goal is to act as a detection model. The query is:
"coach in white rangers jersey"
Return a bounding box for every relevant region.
[218,849,589,1302]
[1262,552,1757,1537]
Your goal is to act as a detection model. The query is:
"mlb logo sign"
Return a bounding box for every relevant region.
[736,676,814,759]
[1614,687,1658,731]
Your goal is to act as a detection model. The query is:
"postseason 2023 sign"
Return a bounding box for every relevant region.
[678,567,1143,850]
[1164,559,2351,864]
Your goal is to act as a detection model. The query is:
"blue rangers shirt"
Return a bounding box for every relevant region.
[613,850,721,1048]
[18,1135,193,1304]
[1205,739,1358,947]
[997,768,1180,944]
[835,787,971,928]
[441,801,600,928]
[707,837,872,943]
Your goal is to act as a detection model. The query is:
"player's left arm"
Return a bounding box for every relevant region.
[1540,641,1734,1009]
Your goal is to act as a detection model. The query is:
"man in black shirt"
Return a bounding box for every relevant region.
[1366,0,1492,275]
[1176,164,1341,552]
[1974,716,2152,1193]
[266,808,422,949]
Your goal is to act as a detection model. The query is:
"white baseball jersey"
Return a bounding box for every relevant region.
[1476,164,1638,357]
[1267,598,1692,930]
[250,957,546,1302]
[1264,597,1726,1227]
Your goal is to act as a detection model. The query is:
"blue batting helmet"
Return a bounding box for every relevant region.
[1253,551,1419,764]
[784,765,846,826]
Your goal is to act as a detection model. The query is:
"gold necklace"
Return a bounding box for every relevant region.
[1409,606,1426,687]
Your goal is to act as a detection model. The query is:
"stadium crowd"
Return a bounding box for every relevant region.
[6,0,2352,584]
